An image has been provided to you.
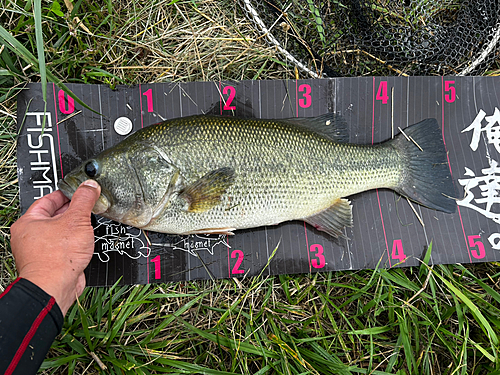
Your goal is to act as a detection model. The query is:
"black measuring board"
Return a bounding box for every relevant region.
[16,77,500,286]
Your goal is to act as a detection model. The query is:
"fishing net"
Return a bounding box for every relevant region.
[241,0,500,77]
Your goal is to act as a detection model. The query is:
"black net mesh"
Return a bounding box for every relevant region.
[241,0,500,77]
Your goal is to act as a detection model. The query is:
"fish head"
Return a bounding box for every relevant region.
[58,141,182,228]
[58,149,137,220]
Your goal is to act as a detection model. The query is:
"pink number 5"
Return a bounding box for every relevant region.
[444,81,456,103]
[468,235,485,259]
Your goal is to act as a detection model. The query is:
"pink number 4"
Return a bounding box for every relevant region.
[391,239,406,263]
[376,81,389,104]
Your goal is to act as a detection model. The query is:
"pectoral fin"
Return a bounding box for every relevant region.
[180,167,235,213]
[303,198,352,238]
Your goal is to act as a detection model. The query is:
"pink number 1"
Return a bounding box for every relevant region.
[142,89,153,112]
[151,255,161,279]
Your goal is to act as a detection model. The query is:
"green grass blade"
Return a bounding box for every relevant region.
[33,0,46,103]
[76,296,94,352]
[0,25,99,115]
[347,326,393,335]
[433,269,499,346]
[179,318,279,358]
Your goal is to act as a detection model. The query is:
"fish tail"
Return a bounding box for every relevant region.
[391,118,458,213]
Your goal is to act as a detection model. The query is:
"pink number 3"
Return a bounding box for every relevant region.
[310,244,325,268]
[298,84,311,108]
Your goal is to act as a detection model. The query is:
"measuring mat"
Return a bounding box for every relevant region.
[16,77,500,286]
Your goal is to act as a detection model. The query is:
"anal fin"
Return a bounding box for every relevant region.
[303,198,352,238]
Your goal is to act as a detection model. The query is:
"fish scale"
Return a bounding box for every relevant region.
[58,114,457,237]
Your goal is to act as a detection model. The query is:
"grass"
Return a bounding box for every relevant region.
[1,0,500,373]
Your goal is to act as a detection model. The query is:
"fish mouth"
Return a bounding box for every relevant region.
[58,176,111,215]
[58,177,80,199]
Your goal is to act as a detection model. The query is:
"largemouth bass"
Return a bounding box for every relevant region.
[58,114,457,237]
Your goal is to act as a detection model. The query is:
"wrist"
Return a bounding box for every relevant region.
[19,272,74,315]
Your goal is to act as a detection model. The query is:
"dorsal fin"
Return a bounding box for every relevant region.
[282,113,349,143]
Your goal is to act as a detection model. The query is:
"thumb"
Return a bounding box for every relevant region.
[67,180,101,216]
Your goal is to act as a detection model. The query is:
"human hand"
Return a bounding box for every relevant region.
[10,180,100,315]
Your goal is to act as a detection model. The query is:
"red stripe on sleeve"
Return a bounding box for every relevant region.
[0,277,21,301]
[5,297,56,375]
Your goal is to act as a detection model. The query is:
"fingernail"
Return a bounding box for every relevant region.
[82,179,99,189]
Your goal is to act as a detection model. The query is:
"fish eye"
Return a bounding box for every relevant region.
[84,160,99,178]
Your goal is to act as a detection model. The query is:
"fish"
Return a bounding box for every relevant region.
[57,114,458,238]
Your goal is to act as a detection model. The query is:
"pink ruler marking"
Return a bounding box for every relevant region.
[139,83,150,282]
[53,83,64,179]
[441,77,470,262]
[373,77,391,267]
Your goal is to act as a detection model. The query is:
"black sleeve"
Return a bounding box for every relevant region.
[0,277,64,375]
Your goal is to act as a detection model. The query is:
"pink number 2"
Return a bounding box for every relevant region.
[223,86,236,110]
[230,250,244,274]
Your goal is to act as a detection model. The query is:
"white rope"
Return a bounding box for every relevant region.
[241,0,322,79]
[459,18,500,76]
